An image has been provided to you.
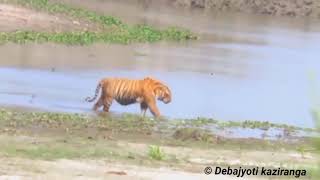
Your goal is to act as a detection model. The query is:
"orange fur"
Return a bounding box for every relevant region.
[85,77,171,117]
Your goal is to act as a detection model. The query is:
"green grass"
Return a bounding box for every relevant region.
[172,127,216,143]
[0,109,157,134]
[0,136,122,160]
[0,108,316,152]
[172,117,317,132]
[0,108,316,138]
[8,0,123,27]
[0,28,194,45]
[148,145,165,160]
[0,0,197,44]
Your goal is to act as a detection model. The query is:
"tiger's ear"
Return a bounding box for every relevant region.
[144,76,155,81]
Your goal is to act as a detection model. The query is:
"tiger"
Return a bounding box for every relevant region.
[85,76,171,117]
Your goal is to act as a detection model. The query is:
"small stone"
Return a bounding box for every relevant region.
[72,20,80,25]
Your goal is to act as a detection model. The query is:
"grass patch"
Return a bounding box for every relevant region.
[0,0,197,44]
[9,0,123,27]
[0,108,316,152]
[0,28,195,45]
[148,145,165,160]
[170,126,317,151]
[0,109,156,135]
[172,128,216,143]
[0,108,316,135]
[172,117,317,132]
[0,137,122,160]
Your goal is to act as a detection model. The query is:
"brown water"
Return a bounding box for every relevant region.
[1,0,320,128]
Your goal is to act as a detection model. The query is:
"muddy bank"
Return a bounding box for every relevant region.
[0,108,318,179]
[135,0,320,18]
[0,108,317,150]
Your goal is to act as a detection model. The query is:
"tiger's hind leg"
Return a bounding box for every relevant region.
[103,96,113,112]
[93,95,104,111]
[140,102,148,117]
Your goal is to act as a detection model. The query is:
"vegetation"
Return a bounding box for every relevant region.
[0,0,197,45]
[172,117,317,132]
[1,139,121,160]
[0,108,316,151]
[172,128,216,143]
[6,0,123,27]
[0,107,316,175]
[148,145,166,160]
[0,109,316,136]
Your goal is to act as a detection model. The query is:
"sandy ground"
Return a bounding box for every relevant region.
[0,157,266,180]
[0,132,317,180]
[0,3,94,32]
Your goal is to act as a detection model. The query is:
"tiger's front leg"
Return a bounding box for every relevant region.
[140,102,148,117]
[145,97,160,117]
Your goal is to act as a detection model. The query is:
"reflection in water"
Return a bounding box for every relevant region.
[0,42,250,77]
[0,1,320,128]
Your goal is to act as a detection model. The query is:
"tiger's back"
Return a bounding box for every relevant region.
[102,78,143,105]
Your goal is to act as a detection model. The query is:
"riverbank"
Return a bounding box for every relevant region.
[0,108,318,179]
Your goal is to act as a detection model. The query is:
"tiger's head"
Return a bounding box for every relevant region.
[156,84,171,104]
[145,77,172,104]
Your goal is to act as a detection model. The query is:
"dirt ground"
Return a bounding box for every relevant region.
[0,3,95,32]
[1,134,314,180]
[0,157,262,180]
[0,138,316,180]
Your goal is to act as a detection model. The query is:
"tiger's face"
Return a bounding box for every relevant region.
[143,77,172,104]
[157,86,171,104]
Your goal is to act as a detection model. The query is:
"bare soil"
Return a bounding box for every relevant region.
[0,133,315,180]
[0,157,262,180]
[0,3,97,32]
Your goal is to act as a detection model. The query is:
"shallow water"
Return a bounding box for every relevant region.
[1,1,320,128]
[211,127,319,140]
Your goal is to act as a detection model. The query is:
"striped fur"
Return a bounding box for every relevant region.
[85,77,171,117]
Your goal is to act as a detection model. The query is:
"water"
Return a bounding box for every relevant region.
[0,0,320,128]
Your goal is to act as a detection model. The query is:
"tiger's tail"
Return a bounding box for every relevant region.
[85,81,102,102]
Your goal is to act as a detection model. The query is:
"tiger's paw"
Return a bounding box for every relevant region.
[155,116,167,121]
